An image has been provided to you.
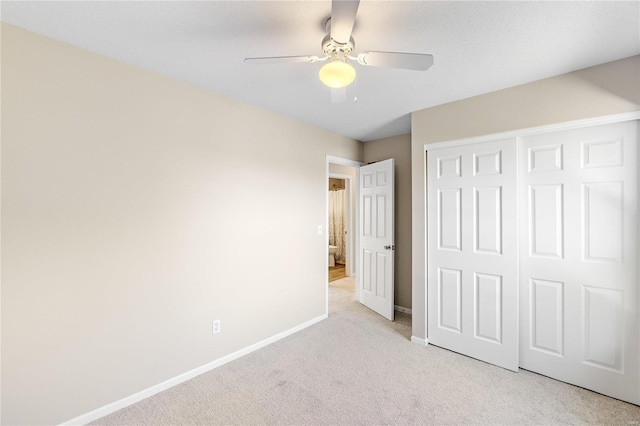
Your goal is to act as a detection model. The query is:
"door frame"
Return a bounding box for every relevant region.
[422,111,640,398]
[422,111,640,342]
[326,155,363,315]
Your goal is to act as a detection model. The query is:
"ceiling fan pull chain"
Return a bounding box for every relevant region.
[354,76,358,103]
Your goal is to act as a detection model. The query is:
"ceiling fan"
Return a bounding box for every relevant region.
[243,0,434,100]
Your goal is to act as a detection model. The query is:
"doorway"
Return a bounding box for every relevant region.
[326,156,361,313]
[327,166,356,278]
[328,176,349,282]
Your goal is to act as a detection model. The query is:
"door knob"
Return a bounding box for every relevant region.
[384,245,395,250]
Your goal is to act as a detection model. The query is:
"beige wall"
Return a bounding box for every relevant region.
[1,24,362,425]
[362,134,412,309]
[410,55,640,339]
[329,163,358,179]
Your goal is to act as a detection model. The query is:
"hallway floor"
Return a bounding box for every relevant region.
[328,263,346,282]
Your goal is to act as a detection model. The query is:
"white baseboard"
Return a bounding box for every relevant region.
[411,336,428,346]
[61,313,328,425]
[394,305,412,314]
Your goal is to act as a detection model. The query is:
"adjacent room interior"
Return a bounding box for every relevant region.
[1,1,639,424]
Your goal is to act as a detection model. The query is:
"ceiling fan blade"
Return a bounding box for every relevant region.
[243,55,321,65]
[357,51,434,71]
[330,0,360,44]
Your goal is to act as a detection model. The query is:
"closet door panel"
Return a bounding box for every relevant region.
[428,139,518,371]
[519,120,639,405]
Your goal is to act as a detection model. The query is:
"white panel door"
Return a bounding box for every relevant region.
[519,121,639,404]
[427,139,518,371]
[359,159,395,320]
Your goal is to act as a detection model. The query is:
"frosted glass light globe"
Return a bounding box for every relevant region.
[319,60,356,88]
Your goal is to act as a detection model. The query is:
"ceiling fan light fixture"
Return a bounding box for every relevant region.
[319,59,356,88]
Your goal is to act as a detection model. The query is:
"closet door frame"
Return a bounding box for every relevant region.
[423,111,640,382]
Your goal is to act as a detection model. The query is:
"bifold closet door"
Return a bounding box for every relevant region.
[519,120,639,405]
[427,139,518,371]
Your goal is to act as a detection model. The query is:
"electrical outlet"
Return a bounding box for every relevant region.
[212,319,221,334]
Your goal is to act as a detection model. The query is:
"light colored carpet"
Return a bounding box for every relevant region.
[93,277,640,425]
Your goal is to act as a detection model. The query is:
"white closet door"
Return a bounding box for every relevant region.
[427,139,518,371]
[519,121,639,404]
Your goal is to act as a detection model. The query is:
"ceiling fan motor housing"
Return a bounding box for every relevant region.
[322,34,355,61]
[322,17,355,61]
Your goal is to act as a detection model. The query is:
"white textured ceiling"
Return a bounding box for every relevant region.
[2,1,639,141]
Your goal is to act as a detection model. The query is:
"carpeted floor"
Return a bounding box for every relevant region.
[93,277,640,425]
